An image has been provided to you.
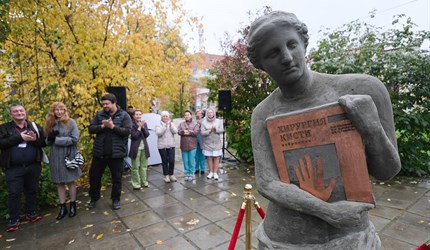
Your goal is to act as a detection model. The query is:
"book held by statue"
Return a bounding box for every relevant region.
[266,102,374,204]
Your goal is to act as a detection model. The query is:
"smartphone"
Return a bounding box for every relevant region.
[196,116,200,120]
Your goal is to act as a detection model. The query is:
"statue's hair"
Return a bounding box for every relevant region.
[247,11,309,70]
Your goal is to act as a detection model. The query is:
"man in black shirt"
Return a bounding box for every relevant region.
[0,104,47,232]
[87,93,132,210]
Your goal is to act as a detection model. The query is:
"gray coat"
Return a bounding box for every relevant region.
[47,119,82,183]
[201,117,224,151]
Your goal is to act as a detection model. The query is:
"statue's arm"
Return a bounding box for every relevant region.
[339,77,401,181]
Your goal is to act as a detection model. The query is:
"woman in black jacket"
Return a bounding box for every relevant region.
[129,109,150,189]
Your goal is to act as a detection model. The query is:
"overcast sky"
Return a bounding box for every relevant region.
[181,0,430,55]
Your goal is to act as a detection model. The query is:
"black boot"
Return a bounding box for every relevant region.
[69,201,77,218]
[56,203,68,220]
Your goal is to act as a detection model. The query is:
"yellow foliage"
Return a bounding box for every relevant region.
[0,0,199,184]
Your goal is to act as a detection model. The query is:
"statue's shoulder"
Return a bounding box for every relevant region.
[252,88,280,118]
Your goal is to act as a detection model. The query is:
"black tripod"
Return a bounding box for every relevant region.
[221,111,241,163]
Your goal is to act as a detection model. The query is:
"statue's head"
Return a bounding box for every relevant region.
[247,11,309,70]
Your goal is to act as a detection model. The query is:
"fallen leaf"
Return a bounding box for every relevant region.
[186,219,200,225]
[110,220,120,224]
[101,186,106,191]
[418,220,425,224]
[380,182,385,185]
[231,193,237,197]
[68,239,75,245]
[178,228,185,231]
[44,213,52,217]
[96,233,104,240]
[82,224,94,229]
[130,199,136,202]
[387,198,391,201]
[103,211,110,216]
[6,239,15,242]
[126,229,131,232]
[86,232,90,236]
[156,240,163,245]
[125,198,129,202]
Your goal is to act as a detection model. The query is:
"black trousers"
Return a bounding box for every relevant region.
[6,163,41,220]
[158,147,175,176]
[89,157,123,202]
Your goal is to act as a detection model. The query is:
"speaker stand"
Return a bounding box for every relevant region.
[221,113,241,163]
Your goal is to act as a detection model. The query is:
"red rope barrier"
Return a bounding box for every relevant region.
[416,240,430,250]
[256,207,265,219]
[228,205,246,250]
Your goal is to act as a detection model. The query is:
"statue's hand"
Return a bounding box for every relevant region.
[294,154,337,201]
[325,200,374,228]
[338,95,380,135]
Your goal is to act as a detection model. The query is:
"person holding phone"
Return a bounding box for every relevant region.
[0,104,46,232]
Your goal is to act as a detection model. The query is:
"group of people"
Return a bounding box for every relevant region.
[155,107,224,183]
[0,91,226,234]
[0,93,134,233]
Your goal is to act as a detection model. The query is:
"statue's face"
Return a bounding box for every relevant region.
[258,26,307,87]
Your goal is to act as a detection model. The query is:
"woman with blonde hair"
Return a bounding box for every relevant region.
[44,102,81,219]
[201,108,224,180]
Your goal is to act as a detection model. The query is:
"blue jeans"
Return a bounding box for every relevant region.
[195,143,206,172]
[6,163,42,220]
[182,149,197,175]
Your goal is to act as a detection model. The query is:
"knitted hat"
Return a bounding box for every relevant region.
[160,111,169,117]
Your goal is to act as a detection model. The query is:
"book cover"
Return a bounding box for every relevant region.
[266,102,374,204]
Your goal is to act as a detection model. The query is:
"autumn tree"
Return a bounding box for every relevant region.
[207,28,276,162]
[309,15,430,176]
[0,0,198,218]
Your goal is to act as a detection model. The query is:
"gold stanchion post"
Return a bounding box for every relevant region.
[244,184,253,250]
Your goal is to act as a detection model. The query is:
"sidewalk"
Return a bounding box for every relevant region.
[0,155,428,250]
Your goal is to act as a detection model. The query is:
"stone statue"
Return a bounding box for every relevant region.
[247,11,401,249]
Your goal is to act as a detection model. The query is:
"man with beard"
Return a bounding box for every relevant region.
[87,93,132,210]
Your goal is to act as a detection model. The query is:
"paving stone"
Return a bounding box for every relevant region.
[146,236,198,250]
[114,200,150,217]
[89,232,141,250]
[369,214,391,232]
[197,204,234,222]
[184,224,231,249]
[82,219,127,241]
[381,221,429,246]
[122,210,162,230]
[379,235,416,250]
[35,216,81,239]
[36,228,88,250]
[133,221,178,247]
[193,184,224,196]
[153,202,192,219]
[407,196,430,218]
[144,194,179,209]
[168,212,210,233]
[395,212,430,231]
[206,190,238,204]
[369,205,402,220]
[181,195,218,209]
[169,188,203,201]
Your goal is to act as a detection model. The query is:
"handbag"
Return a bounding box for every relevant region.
[65,149,85,169]
[31,122,49,164]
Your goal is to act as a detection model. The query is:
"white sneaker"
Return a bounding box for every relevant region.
[170,175,177,182]
[214,173,219,180]
[207,172,214,179]
[164,175,171,183]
